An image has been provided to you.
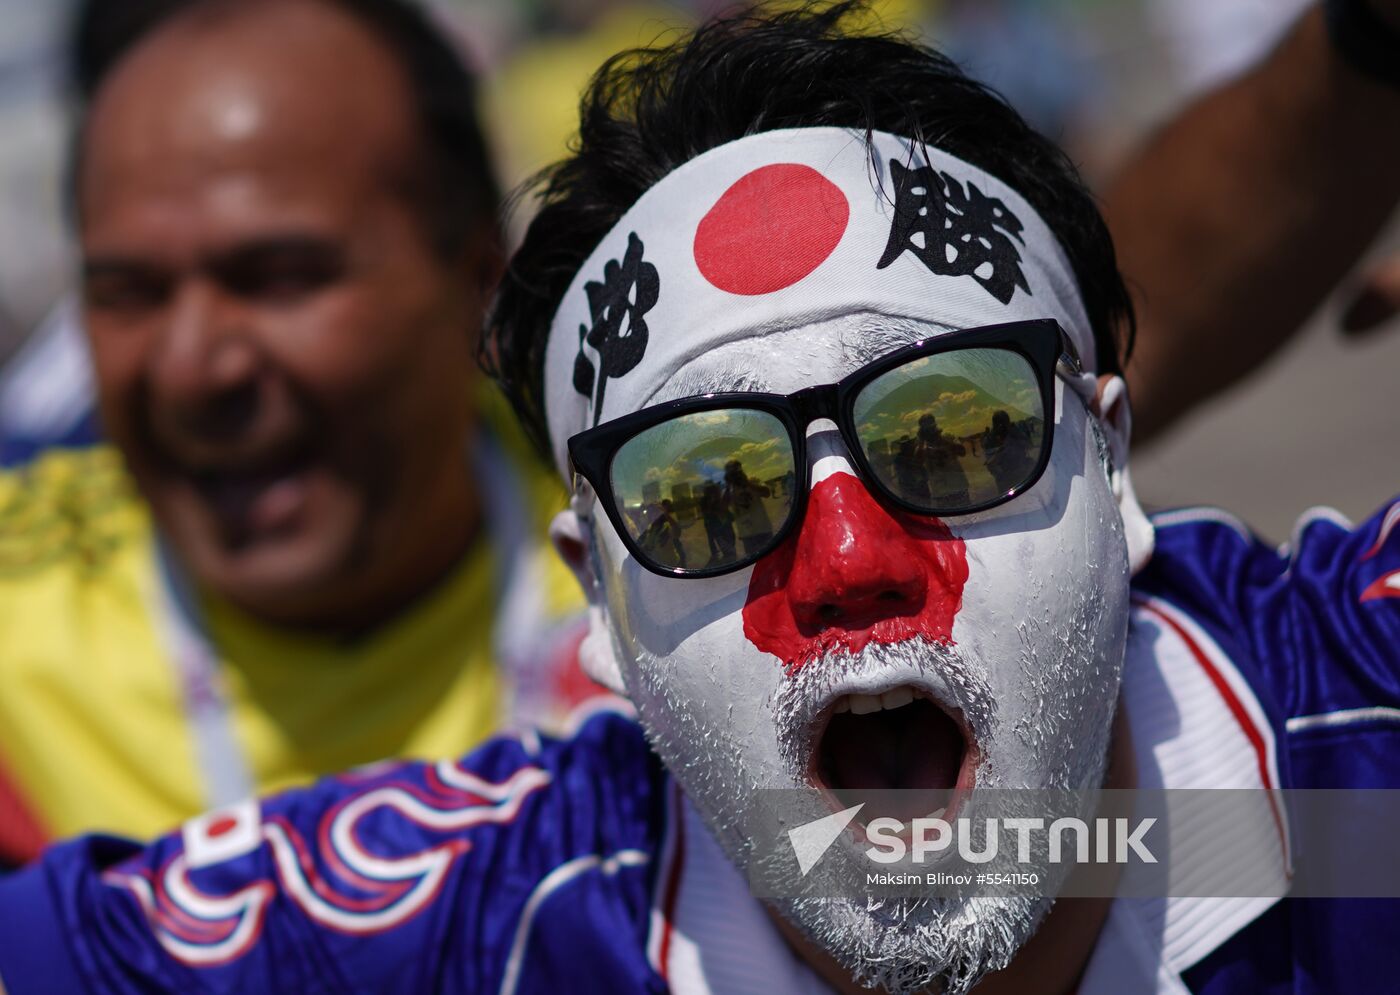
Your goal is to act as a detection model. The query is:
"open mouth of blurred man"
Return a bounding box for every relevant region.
[183,438,323,549]
[140,374,337,556]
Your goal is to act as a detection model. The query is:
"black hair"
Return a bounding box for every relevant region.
[485,1,1135,460]
[68,0,499,257]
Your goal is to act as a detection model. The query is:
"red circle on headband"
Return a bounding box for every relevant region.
[694,163,850,295]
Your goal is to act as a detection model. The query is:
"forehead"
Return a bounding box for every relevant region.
[80,0,419,243]
[645,312,956,405]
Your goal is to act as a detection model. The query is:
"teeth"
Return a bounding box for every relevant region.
[849,694,883,715]
[832,687,919,716]
[880,687,914,710]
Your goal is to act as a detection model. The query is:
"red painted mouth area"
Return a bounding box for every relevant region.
[742,472,969,673]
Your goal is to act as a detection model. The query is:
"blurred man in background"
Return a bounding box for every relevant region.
[0,0,591,870]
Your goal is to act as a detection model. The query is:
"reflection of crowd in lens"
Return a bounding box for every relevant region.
[724,459,775,556]
[700,483,736,562]
[984,409,1036,495]
[876,408,1040,509]
[632,459,783,570]
[918,414,970,506]
[638,498,686,569]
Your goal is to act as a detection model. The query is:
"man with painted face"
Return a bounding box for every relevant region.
[2,4,1399,994]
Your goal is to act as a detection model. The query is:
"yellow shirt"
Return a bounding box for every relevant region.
[0,419,586,863]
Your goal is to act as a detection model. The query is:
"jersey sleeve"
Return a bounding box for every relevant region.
[1138,500,1400,725]
[0,711,664,994]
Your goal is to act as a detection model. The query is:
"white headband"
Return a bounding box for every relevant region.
[544,127,1096,478]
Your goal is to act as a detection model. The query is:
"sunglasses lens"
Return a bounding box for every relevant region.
[609,408,797,573]
[852,347,1045,513]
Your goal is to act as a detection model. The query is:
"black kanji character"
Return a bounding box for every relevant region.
[877,160,1031,305]
[573,232,659,425]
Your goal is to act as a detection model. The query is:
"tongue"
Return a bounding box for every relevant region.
[198,459,314,541]
[820,698,964,792]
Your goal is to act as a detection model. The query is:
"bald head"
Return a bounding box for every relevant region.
[74,0,501,630]
[81,0,423,230]
[74,0,497,254]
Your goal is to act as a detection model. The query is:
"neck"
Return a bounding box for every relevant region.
[772,700,1136,994]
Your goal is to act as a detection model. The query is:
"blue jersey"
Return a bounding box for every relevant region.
[1127,503,1400,995]
[1,500,1398,994]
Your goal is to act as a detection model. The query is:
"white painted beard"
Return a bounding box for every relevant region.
[625,617,1122,995]
[776,891,1046,995]
[767,638,1098,995]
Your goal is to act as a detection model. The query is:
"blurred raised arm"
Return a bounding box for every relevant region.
[1105,4,1400,441]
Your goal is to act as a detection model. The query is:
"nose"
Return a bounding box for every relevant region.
[785,471,929,630]
[150,283,261,438]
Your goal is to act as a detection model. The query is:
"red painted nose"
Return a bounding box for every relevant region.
[743,472,968,673]
[786,473,928,629]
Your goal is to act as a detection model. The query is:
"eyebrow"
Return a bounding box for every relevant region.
[83,233,347,273]
[847,321,955,364]
[660,365,774,401]
[208,233,346,260]
[652,316,957,402]
[82,254,166,282]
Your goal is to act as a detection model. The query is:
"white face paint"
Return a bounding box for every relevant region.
[569,313,1132,994]
[544,129,1149,994]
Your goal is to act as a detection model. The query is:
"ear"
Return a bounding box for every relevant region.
[1092,374,1154,574]
[549,507,627,694]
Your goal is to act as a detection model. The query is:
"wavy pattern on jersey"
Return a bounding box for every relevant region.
[101,763,552,967]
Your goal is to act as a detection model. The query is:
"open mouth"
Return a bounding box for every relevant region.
[811,686,976,825]
[189,444,320,542]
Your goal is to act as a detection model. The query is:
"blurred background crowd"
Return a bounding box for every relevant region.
[0,0,1395,541]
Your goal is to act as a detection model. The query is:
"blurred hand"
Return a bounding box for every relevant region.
[1340,255,1400,336]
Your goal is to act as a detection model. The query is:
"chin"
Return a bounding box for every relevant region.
[217,542,346,607]
[173,511,365,624]
[776,891,1049,995]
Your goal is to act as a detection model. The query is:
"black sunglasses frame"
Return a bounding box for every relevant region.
[568,318,1081,579]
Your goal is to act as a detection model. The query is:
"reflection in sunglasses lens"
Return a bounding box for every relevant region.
[852,348,1044,513]
[609,409,796,572]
